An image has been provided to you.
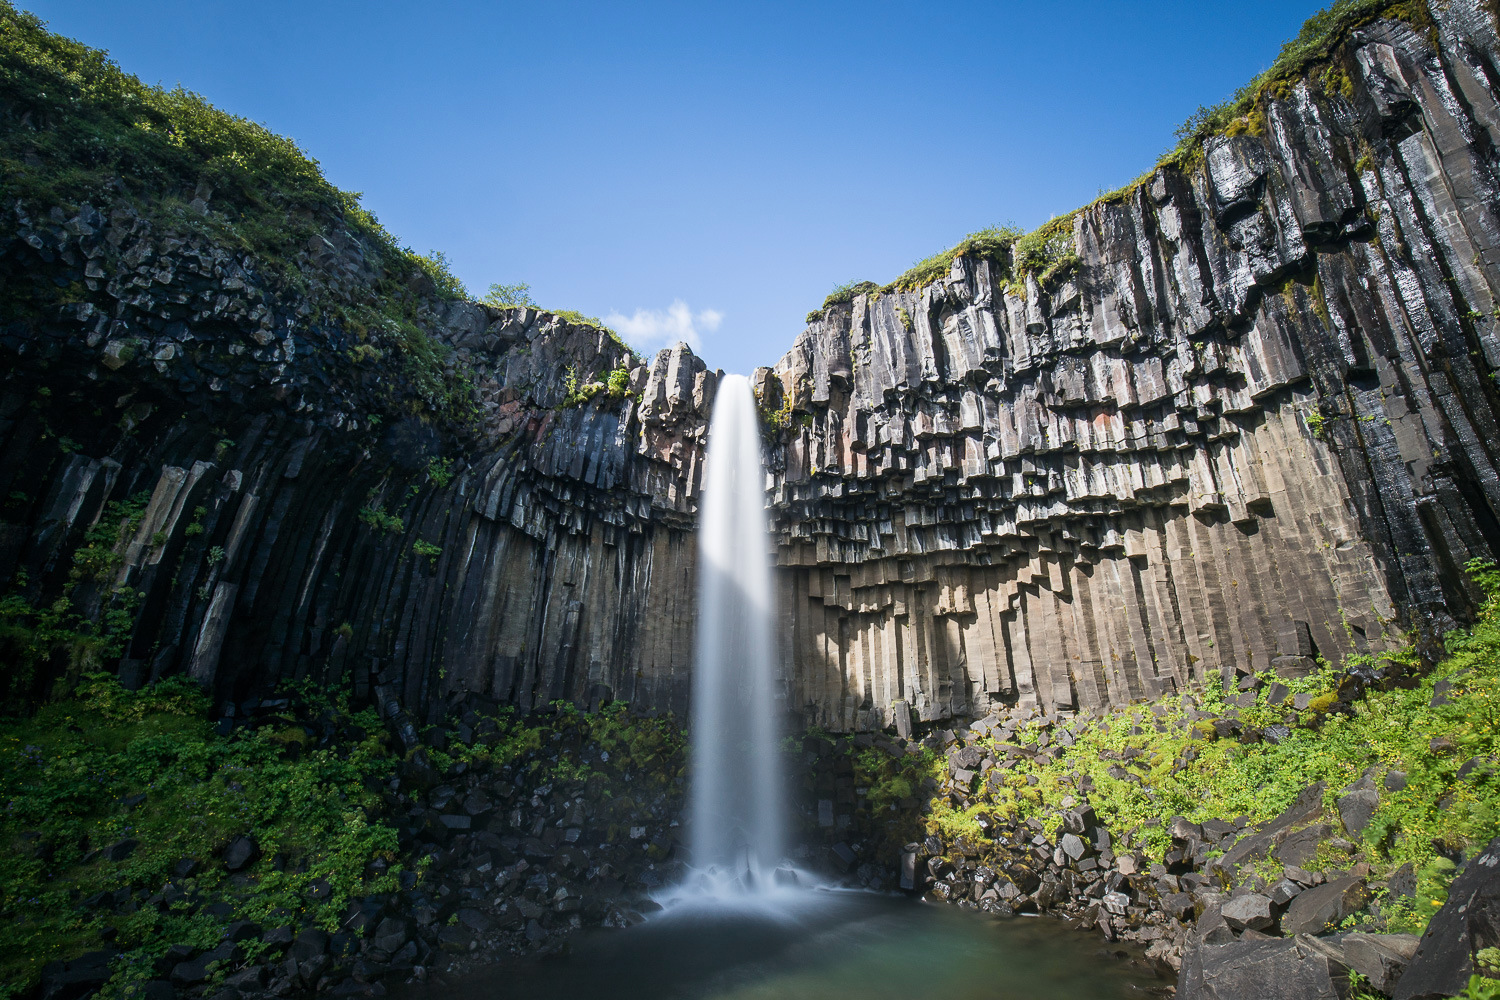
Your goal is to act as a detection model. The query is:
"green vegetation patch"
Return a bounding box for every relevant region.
[820,562,1500,940]
[1163,0,1431,168]
[831,0,1429,315]
[0,676,402,1000]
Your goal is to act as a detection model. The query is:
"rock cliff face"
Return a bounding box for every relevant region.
[6,1,1500,731]
[0,193,716,721]
[760,0,1500,729]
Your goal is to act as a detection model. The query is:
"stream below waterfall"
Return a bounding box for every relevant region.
[390,892,1164,1000]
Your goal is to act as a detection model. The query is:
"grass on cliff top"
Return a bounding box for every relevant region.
[0,1,461,295]
[1163,0,1431,168]
[843,0,1430,313]
[832,562,1500,938]
[0,2,632,418]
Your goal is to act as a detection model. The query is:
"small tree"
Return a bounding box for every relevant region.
[483,282,536,308]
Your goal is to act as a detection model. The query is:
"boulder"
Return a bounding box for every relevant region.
[1221,893,1274,932]
[170,942,235,986]
[1394,836,1500,1000]
[1060,833,1091,861]
[1217,783,1325,872]
[1337,789,1379,838]
[458,908,493,934]
[222,834,259,872]
[899,847,918,891]
[1163,892,1196,921]
[1342,933,1419,993]
[40,950,117,1000]
[105,839,138,862]
[1275,824,1331,868]
[1178,936,1348,1000]
[1281,876,1369,937]
[1268,879,1304,906]
[138,982,174,1000]
[288,928,329,964]
[371,917,409,955]
[436,926,472,954]
[1063,806,1099,835]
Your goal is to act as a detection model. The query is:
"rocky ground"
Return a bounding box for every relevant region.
[20,565,1500,1000]
[15,690,696,1000]
[795,661,1500,998]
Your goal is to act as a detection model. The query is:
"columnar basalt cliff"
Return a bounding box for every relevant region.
[760,0,1500,729]
[0,194,717,721]
[6,1,1500,732]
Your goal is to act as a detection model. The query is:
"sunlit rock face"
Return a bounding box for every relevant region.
[0,191,716,721]
[759,1,1500,729]
[6,2,1500,729]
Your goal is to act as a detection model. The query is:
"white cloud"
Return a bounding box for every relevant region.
[604,300,723,354]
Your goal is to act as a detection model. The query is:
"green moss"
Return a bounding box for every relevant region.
[886,225,1023,293]
[1162,0,1430,169]
[0,675,402,1000]
[826,561,1500,938]
[357,504,403,534]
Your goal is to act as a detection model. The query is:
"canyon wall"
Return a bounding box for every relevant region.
[0,193,716,722]
[762,0,1500,729]
[6,1,1500,730]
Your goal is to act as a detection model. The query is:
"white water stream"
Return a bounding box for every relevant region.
[685,373,786,893]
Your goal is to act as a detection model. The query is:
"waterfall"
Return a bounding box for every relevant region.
[689,373,785,888]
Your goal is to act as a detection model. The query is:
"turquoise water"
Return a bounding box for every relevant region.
[405,893,1166,1000]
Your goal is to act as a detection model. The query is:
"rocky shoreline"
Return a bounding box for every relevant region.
[30,695,696,1000]
[27,653,1500,1000]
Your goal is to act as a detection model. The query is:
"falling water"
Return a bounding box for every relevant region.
[689,373,784,889]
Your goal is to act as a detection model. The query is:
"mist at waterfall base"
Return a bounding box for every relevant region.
[679,372,786,896]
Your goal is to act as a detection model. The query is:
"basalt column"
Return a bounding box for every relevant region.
[760,1,1500,731]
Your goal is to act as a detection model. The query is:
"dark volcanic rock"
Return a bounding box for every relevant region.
[1178,936,1347,1000]
[40,950,116,1000]
[1343,933,1419,994]
[1220,893,1274,932]
[1281,876,1370,937]
[5,0,1500,739]
[1338,789,1380,837]
[222,835,259,872]
[1394,837,1500,1000]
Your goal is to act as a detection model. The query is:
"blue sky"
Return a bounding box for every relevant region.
[24,1,1324,375]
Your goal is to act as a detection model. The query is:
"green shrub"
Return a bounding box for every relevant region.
[606,367,632,398]
[70,492,151,583]
[408,250,466,300]
[357,504,403,534]
[0,675,402,999]
[424,457,455,489]
[483,282,536,308]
